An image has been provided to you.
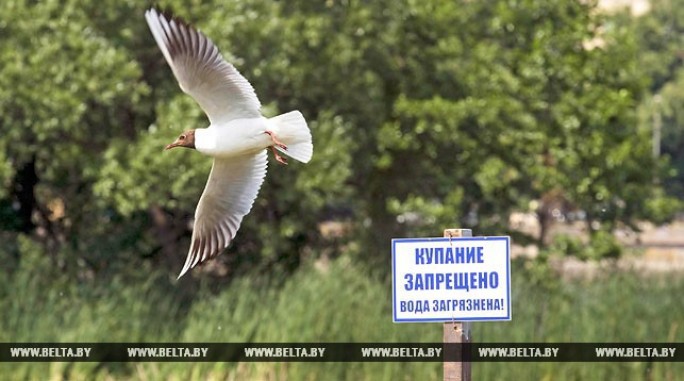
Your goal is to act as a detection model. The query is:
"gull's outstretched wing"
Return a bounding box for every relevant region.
[145,8,261,124]
[178,151,267,278]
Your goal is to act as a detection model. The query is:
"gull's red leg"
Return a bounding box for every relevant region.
[270,146,288,165]
[264,130,288,165]
[265,131,287,150]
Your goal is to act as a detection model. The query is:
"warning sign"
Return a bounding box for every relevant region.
[392,236,511,323]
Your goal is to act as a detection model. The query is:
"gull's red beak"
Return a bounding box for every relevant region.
[164,141,181,150]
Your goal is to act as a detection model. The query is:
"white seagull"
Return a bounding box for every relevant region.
[145,8,313,278]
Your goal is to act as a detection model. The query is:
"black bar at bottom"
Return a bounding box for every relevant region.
[0,343,682,362]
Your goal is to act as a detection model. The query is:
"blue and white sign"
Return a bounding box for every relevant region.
[392,236,511,323]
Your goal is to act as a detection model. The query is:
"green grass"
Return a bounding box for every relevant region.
[1,252,683,380]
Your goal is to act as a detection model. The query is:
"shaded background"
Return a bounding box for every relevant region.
[1,0,683,379]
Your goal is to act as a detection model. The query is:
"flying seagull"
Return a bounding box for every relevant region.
[145,8,313,278]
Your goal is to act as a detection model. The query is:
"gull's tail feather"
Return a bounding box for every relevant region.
[269,111,313,163]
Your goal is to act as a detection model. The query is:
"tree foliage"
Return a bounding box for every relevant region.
[632,0,684,202]
[0,0,679,279]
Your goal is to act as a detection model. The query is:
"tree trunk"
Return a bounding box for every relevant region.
[12,157,38,233]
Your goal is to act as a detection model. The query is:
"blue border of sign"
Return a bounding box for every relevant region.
[392,236,511,323]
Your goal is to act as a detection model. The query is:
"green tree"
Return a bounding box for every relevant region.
[632,0,684,201]
[1,0,679,281]
[331,0,677,256]
[0,0,149,274]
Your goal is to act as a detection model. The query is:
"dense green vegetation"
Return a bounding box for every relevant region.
[1,254,682,380]
[2,0,684,379]
[2,0,683,277]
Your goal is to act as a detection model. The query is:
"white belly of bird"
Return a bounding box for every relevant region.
[195,117,273,158]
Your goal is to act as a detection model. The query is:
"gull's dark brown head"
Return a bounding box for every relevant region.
[165,130,196,150]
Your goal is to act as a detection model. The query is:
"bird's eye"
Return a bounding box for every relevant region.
[180,135,186,140]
